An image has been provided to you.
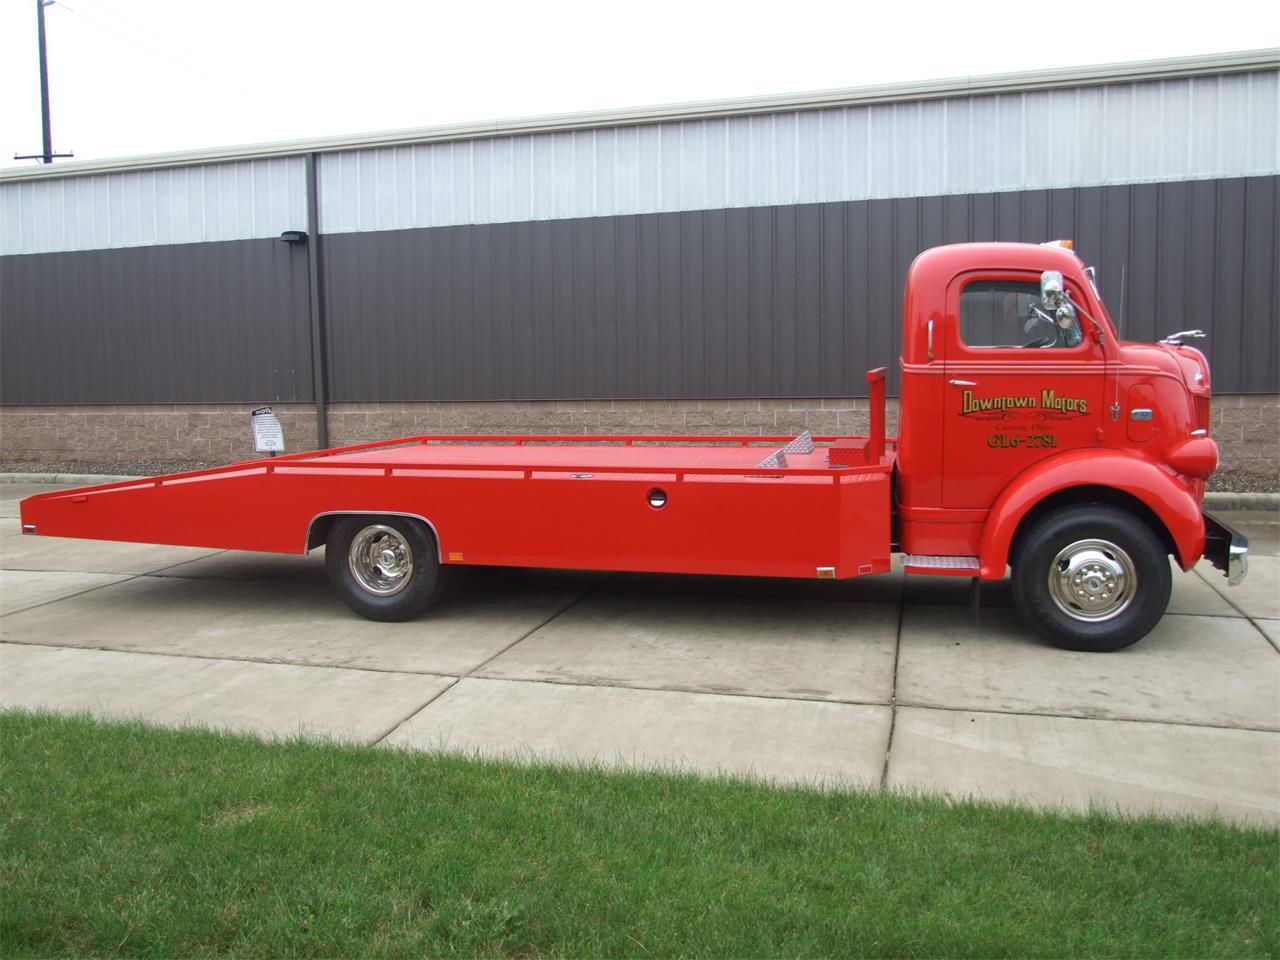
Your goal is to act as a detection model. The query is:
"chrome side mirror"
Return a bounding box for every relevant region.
[1041,270,1066,310]
[1041,267,1107,344]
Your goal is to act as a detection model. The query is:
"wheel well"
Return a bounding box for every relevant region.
[1008,485,1178,568]
[305,512,441,555]
[306,514,339,551]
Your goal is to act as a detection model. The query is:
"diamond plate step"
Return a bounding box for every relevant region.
[903,554,980,574]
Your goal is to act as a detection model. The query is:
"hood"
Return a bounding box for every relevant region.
[1115,340,1211,395]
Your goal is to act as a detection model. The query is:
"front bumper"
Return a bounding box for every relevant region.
[1203,511,1248,586]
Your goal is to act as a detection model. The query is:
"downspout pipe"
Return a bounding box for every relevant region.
[305,152,330,450]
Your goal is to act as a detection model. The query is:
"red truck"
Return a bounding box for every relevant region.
[20,241,1247,652]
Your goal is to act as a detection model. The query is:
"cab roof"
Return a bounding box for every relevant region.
[908,242,1085,283]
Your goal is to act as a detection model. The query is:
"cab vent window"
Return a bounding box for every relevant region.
[960,280,1083,349]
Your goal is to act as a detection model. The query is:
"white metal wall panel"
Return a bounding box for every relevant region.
[0,156,306,256]
[317,71,1279,235]
[4,71,1275,256]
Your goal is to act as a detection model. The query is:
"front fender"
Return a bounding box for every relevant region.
[978,450,1205,577]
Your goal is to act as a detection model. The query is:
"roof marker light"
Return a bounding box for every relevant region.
[1041,239,1075,250]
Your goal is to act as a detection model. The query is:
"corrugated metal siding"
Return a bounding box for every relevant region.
[4,71,1274,258]
[320,176,1279,402]
[0,239,312,403]
[0,157,307,256]
[317,72,1279,236]
[2,176,1274,404]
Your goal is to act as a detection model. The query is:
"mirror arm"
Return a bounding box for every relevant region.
[1067,294,1106,344]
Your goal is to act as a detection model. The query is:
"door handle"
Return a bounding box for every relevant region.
[948,379,977,387]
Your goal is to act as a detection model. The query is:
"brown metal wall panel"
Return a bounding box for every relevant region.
[745,207,772,395]
[1154,182,1190,337]
[1,176,1275,405]
[701,209,727,397]
[1186,180,1219,381]
[1130,184,1163,347]
[615,216,642,398]
[680,210,706,397]
[1212,180,1248,391]
[0,238,311,404]
[844,202,871,392]
[817,204,844,395]
[724,207,751,397]
[1242,176,1278,393]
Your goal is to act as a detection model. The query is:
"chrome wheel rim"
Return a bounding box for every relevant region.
[1048,538,1136,622]
[348,524,414,597]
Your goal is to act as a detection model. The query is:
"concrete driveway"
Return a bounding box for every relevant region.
[2,482,1277,826]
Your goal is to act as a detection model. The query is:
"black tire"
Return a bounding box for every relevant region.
[325,516,448,621]
[1011,504,1171,652]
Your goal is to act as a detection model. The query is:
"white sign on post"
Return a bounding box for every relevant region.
[251,406,285,453]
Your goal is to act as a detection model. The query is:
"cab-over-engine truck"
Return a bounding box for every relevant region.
[20,241,1248,652]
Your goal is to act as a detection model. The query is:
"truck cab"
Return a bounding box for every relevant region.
[896,241,1246,650]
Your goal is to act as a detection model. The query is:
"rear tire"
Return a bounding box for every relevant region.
[1012,504,1171,652]
[325,516,448,621]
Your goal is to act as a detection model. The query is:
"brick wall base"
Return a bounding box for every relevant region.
[0,403,320,467]
[1,395,1275,479]
[1208,395,1280,476]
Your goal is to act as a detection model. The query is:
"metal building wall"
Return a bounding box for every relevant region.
[1,239,312,403]
[0,156,314,405]
[319,176,1279,402]
[0,156,306,256]
[3,70,1273,259]
[0,59,1276,406]
[3,176,1276,404]
[315,71,1278,235]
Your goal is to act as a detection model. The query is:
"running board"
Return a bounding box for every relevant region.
[903,554,980,576]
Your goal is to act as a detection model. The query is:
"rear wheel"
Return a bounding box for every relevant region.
[325,516,448,621]
[1012,504,1171,652]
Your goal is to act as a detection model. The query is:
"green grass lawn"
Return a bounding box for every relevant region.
[1,710,1276,958]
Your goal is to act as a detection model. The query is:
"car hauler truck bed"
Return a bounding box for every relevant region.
[20,242,1248,652]
[19,427,892,579]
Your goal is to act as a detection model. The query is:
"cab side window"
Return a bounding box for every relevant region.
[959,280,1083,349]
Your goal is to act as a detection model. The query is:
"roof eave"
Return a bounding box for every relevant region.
[3,47,1276,183]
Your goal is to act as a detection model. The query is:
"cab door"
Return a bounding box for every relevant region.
[941,271,1104,509]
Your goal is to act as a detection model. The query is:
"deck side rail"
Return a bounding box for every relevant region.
[260,458,889,483]
[23,432,900,501]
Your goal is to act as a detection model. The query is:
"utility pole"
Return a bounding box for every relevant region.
[14,0,74,163]
[36,0,53,163]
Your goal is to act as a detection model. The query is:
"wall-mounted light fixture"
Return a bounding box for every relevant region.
[279,230,308,244]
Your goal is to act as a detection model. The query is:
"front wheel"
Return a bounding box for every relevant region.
[325,516,448,621]
[1012,504,1171,652]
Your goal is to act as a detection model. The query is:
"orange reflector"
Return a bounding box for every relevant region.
[448,552,464,562]
[816,566,836,579]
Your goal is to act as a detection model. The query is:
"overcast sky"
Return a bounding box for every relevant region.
[1,0,1276,169]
